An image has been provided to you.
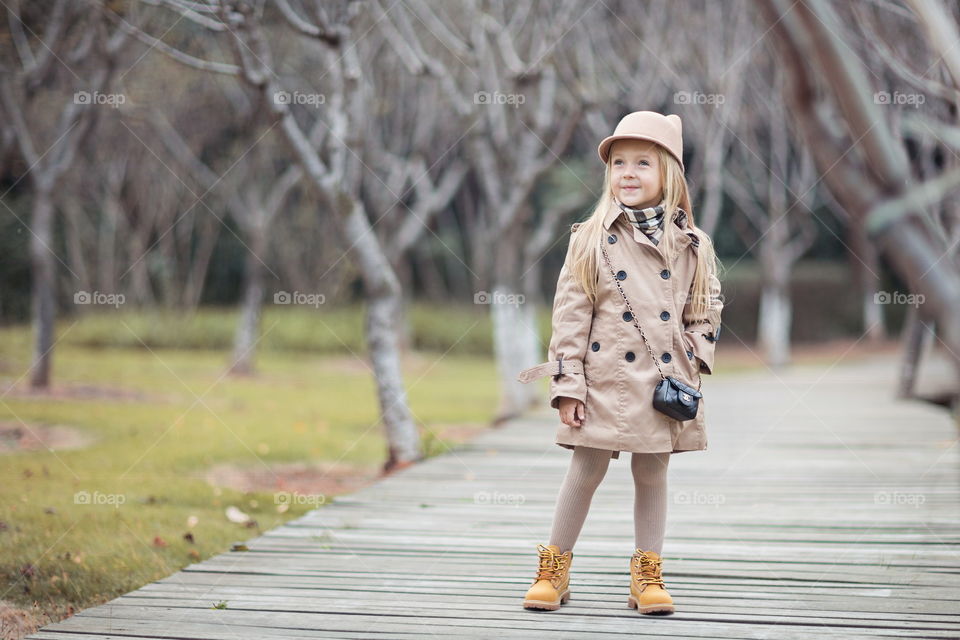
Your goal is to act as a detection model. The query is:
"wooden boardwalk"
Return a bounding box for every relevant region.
[28,352,960,639]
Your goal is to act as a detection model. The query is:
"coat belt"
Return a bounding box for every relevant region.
[517,358,584,383]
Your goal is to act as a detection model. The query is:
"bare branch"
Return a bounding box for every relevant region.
[797,0,911,187]
[906,0,960,89]
[101,6,240,75]
[136,0,228,31]
[6,1,36,70]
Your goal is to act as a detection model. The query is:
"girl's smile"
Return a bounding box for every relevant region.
[609,139,663,208]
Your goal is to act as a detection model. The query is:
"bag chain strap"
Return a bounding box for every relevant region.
[599,241,702,392]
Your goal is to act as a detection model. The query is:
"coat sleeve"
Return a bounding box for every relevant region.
[516,225,595,409]
[545,233,595,409]
[681,257,723,375]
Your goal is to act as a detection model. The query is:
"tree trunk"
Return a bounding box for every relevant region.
[897,305,929,399]
[491,232,539,418]
[30,189,56,389]
[492,288,540,419]
[230,227,267,375]
[758,277,792,368]
[342,202,421,471]
[851,224,886,342]
[758,215,793,368]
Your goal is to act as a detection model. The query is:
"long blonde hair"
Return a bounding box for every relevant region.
[568,144,719,319]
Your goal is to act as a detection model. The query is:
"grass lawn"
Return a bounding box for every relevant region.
[0,316,499,637]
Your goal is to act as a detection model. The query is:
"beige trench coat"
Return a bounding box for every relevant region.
[518,201,723,459]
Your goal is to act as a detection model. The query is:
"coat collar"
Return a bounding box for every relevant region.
[602,200,698,261]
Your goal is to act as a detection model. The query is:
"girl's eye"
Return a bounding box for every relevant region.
[640,160,649,166]
[614,159,623,165]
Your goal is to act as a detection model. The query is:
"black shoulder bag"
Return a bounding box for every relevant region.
[599,241,702,421]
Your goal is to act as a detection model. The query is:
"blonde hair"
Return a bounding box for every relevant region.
[568,143,720,319]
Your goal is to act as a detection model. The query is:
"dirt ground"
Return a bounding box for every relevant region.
[0,423,94,454]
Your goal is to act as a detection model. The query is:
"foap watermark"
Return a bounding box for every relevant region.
[874,290,924,308]
[874,91,925,108]
[273,90,326,107]
[74,490,126,508]
[674,91,725,107]
[474,90,526,108]
[74,290,125,308]
[274,491,326,507]
[74,91,126,108]
[273,290,326,308]
[474,490,525,507]
[674,490,725,507]
[474,290,525,307]
[874,490,925,507]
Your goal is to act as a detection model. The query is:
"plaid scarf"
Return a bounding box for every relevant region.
[615,198,690,246]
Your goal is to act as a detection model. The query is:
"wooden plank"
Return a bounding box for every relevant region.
[26,354,960,639]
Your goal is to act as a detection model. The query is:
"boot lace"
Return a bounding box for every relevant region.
[535,544,567,583]
[632,550,665,588]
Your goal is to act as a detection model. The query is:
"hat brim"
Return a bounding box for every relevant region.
[597,134,684,172]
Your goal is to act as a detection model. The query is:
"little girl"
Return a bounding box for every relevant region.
[517,111,723,615]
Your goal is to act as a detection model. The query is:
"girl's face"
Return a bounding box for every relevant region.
[609,139,664,208]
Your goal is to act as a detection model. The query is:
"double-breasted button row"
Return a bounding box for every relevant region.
[660,310,670,321]
[661,352,672,363]
[591,341,639,364]
[608,234,618,244]
[687,350,694,359]
[616,270,627,281]
[660,269,670,279]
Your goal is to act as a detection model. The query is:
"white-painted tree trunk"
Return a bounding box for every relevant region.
[758,283,792,368]
[491,286,540,419]
[229,230,267,376]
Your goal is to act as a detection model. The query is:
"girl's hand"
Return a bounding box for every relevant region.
[558,397,586,428]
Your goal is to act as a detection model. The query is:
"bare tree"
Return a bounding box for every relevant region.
[398,1,586,418]
[754,0,960,406]
[724,67,818,367]
[150,110,305,374]
[0,0,130,388]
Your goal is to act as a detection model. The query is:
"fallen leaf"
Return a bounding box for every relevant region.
[225,506,250,524]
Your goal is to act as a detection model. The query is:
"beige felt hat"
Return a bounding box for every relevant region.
[597,111,684,172]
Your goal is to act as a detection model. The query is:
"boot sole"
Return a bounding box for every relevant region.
[523,590,570,611]
[627,594,674,615]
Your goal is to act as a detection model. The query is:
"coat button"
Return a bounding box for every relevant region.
[616,270,627,281]
[660,269,670,279]
[660,310,670,321]
[661,352,672,363]
[591,341,600,352]
[622,311,633,322]
[687,350,693,359]
[625,351,636,362]
[608,234,617,244]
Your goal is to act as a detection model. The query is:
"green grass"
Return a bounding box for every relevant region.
[0,310,498,627]
[60,303,500,355]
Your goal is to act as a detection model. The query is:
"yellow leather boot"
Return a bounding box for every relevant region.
[627,549,675,615]
[522,544,573,610]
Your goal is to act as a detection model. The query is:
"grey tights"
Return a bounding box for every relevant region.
[548,445,670,554]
